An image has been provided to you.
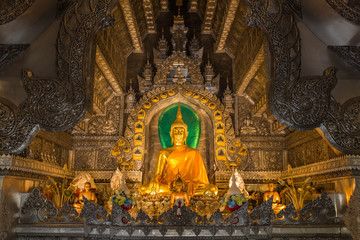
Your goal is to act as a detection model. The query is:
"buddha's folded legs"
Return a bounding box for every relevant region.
[138,181,170,195]
[187,182,199,197]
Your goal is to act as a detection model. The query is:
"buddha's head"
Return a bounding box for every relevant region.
[170,105,188,146]
[84,182,91,192]
[174,177,184,192]
[268,183,274,192]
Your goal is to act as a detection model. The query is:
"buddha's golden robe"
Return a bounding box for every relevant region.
[157,145,209,188]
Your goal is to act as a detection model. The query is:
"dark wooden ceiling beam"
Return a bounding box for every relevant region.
[143,0,156,33]
[214,0,240,53]
[235,45,264,95]
[118,0,144,53]
[201,0,217,34]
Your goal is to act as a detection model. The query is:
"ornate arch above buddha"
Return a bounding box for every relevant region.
[153,52,203,86]
[112,84,249,175]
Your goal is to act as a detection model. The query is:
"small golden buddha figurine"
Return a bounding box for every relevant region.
[170,173,190,207]
[139,105,217,197]
[74,182,97,213]
[263,183,285,213]
[240,113,257,135]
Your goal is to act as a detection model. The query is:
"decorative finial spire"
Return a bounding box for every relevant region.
[226,78,230,90]
[176,104,182,120]
[120,171,130,196]
[170,104,187,132]
[176,0,183,7]
[227,171,242,196]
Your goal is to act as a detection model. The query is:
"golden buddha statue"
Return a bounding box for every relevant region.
[139,105,217,197]
[263,183,285,213]
[74,182,97,213]
[170,173,190,207]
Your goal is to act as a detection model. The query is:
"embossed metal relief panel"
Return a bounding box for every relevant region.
[246,150,283,171]
[17,133,71,167]
[74,150,96,170]
[287,131,338,167]
[96,148,118,170]
[237,96,271,136]
[0,44,29,69]
[88,96,122,136]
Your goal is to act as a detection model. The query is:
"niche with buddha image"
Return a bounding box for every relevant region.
[143,102,215,185]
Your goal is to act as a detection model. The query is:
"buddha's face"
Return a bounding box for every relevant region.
[268,183,274,192]
[84,183,91,191]
[175,183,182,192]
[172,127,186,146]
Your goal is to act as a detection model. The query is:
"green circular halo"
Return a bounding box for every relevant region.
[158,103,201,149]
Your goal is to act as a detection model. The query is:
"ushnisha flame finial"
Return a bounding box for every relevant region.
[170,104,188,132]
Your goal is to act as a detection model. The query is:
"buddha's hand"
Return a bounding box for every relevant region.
[149,178,160,193]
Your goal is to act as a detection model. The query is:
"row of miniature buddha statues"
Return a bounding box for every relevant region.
[41,179,286,215]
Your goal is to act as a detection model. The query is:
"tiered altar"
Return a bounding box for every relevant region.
[15,188,349,239]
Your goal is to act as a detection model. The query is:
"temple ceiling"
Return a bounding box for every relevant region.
[76,0,264,115]
[0,0,359,155]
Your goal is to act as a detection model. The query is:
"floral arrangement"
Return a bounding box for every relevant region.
[110,191,136,211]
[220,194,246,212]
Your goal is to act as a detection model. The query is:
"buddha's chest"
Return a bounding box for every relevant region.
[167,150,189,167]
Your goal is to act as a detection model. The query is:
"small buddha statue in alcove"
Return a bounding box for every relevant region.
[263,183,285,213]
[74,182,97,213]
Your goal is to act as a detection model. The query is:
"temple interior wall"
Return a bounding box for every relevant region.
[1,176,41,195]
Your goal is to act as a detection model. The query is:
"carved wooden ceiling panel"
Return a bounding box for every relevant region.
[131,0,149,38]
[197,0,207,21]
[211,0,228,40]
[244,63,267,105]
[233,28,263,94]
[151,0,160,17]
[201,0,216,33]
[110,6,133,57]
[225,3,247,57]
[96,28,127,90]
[93,66,114,115]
